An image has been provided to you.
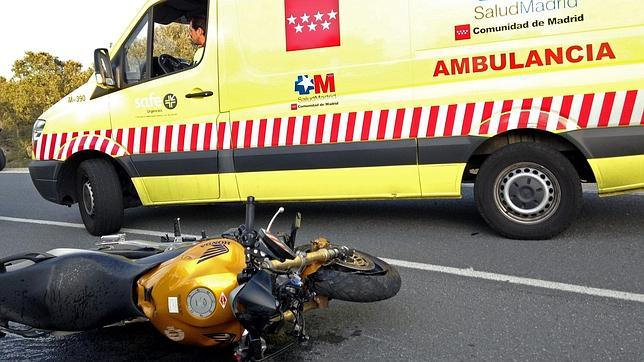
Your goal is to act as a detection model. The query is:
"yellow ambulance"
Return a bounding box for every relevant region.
[29,0,643,239]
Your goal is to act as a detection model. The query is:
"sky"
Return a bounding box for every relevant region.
[0,0,146,78]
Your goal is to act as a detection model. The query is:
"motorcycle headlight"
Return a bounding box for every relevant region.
[32,119,46,144]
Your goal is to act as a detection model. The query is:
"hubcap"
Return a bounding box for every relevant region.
[494,163,560,224]
[82,180,96,216]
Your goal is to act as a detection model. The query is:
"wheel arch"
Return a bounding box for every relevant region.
[463,129,596,184]
[56,151,140,208]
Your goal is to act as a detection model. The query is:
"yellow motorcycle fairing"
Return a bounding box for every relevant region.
[136,239,246,346]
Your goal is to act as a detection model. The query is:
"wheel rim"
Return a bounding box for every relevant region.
[335,251,375,271]
[493,162,561,224]
[82,180,96,216]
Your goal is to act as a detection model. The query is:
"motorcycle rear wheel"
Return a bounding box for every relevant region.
[310,250,401,303]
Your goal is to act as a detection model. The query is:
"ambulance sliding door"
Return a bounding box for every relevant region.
[218,0,421,201]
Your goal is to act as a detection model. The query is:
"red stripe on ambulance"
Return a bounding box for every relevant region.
[598,92,616,127]
[33,89,643,161]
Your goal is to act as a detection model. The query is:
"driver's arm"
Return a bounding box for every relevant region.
[193,47,205,65]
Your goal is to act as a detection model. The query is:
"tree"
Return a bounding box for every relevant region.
[0,76,18,134]
[0,52,92,164]
[1,52,92,139]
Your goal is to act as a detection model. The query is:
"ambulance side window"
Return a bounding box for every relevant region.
[112,0,208,88]
[152,20,197,74]
[123,16,150,85]
[149,0,207,78]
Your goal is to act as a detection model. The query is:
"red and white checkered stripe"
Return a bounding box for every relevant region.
[35,89,644,161]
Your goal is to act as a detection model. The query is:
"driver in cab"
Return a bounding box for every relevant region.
[189,16,206,65]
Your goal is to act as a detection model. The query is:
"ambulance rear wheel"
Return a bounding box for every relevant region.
[76,159,123,236]
[474,143,582,240]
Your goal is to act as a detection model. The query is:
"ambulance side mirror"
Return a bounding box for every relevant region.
[94,48,116,89]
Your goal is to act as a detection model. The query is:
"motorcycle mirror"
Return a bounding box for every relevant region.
[266,207,284,233]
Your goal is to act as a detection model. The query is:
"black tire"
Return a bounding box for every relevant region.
[0,149,5,171]
[310,250,401,303]
[474,143,582,240]
[76,159,124,236]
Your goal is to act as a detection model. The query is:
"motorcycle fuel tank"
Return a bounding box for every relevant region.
[136,239,246,346]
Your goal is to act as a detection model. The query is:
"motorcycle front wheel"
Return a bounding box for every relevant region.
[309,250,401,303]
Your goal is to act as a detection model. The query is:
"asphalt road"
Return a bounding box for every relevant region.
[0,170,642,361]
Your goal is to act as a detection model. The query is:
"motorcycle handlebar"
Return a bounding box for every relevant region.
[261,248,344,271]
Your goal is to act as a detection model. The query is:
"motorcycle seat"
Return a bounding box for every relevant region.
[0,250,162,331]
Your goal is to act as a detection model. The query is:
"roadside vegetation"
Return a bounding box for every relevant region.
[0,52,92,168]
[1,24,195,168]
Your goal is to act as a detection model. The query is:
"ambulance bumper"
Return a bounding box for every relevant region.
[29,160,65,204]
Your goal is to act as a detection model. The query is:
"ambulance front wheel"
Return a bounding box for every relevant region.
[76,159,124,236]
[474,143,582,240]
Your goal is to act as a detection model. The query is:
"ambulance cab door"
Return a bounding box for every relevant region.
[107,0,224,205]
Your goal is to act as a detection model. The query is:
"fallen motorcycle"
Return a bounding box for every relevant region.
[0,197,401,360]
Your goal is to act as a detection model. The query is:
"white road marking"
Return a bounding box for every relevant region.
[0,216,194,238]
[0,215,642,304]
[0,168,29,174]
[382,258,644,304]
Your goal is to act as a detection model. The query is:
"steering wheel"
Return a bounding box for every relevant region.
[158,54,190,74]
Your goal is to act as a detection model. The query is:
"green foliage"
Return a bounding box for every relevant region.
[154,22,197,61]
[0,51,92,166]
[125,22,197,65]
[0,26,195,166]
